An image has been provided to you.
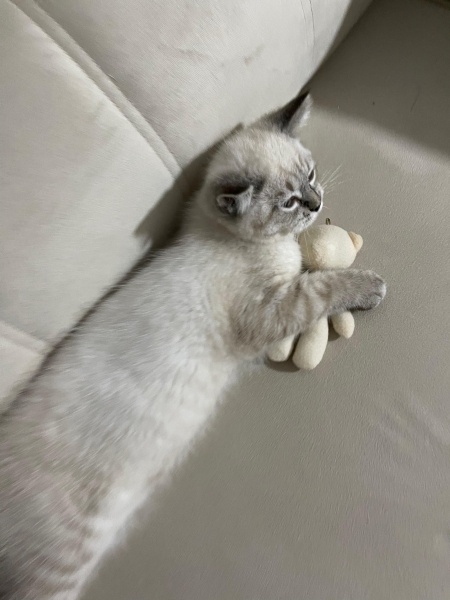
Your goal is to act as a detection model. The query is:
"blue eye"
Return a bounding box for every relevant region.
[281,196,300,211]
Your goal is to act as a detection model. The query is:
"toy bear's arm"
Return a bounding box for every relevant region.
[330,312,355,339]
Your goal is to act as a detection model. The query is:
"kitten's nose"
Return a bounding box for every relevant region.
[304,190,322,212]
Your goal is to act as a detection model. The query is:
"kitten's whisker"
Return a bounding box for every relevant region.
[326,174,343,186]
[321,175,343,197]
[321,164,343,189]
[322,181,342,195]
[328,164,342,179]
[322,176,342,189]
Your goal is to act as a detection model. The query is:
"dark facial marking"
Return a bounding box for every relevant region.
[214,173,264,196]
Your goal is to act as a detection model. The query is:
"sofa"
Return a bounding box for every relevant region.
[1,0,450,598]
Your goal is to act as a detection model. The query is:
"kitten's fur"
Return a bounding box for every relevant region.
[0,93,385,599]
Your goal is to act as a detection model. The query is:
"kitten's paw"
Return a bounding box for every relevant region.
[354,270,387,310]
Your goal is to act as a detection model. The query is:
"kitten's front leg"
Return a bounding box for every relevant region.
[289,268,385,334]
[321,268,387,315]
[234,269,386,354]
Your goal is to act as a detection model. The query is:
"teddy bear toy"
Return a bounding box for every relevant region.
[267,219,363,370]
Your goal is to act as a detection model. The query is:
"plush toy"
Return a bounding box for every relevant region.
[267,219,363,370]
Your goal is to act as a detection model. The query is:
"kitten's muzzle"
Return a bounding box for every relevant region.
[302,189,322,212]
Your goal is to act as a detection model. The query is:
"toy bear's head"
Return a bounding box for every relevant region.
[299,221,363,270]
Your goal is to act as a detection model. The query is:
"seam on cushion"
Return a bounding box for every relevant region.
[9,0,181,181]
[0,319,49,355]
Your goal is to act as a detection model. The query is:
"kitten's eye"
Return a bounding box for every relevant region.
[308,167,316,184]
[281,196,300,212]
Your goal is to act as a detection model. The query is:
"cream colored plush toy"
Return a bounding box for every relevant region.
[267,219,363,370]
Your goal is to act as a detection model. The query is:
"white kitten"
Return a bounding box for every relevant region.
[0,93,385,600]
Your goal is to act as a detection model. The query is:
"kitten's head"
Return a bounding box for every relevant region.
[199,92,323,241]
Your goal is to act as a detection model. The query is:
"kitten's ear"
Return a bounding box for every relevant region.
[262,90,312,137]
[216,185,253,217]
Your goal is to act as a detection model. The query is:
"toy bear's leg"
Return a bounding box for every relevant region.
[267,335,296,362]
[330,312,355,339]
[292,317,329,370]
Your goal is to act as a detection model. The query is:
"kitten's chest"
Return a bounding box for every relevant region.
[265,236,302,281]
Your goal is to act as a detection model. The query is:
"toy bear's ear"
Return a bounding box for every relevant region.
[348,232,363,253]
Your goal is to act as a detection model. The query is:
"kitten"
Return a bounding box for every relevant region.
[0,92,386,600]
